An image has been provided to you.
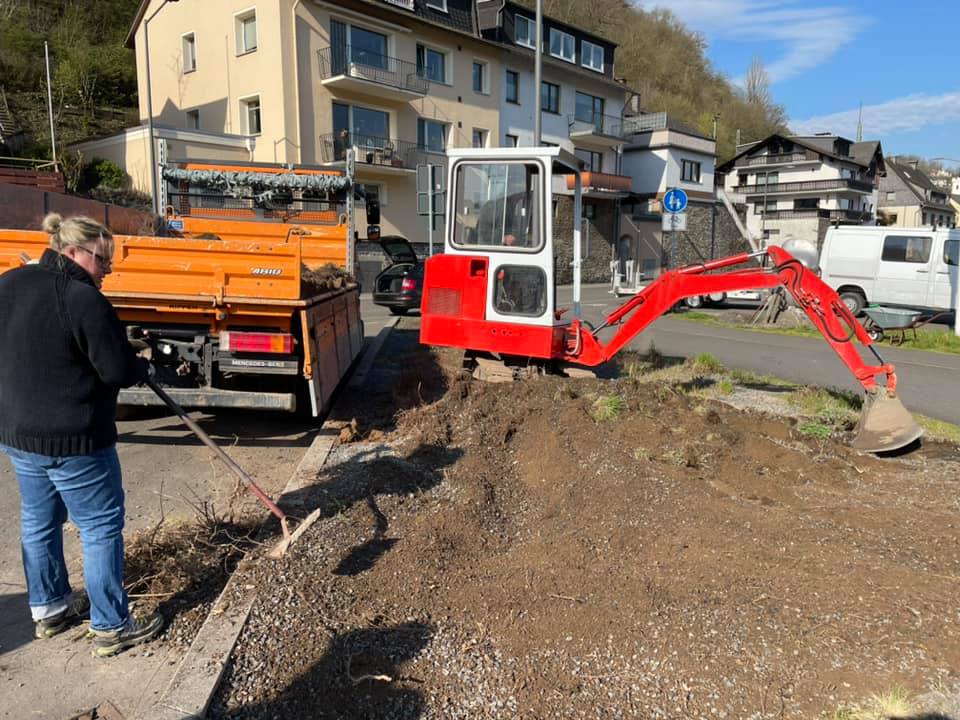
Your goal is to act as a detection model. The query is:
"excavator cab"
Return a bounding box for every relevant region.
[420,147,583,359]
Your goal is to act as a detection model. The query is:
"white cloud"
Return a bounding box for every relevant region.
[790,91,960,137]
[644,0,867,84]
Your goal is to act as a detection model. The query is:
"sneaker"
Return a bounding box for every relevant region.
[91,612,164,658]
[34,591,90,639]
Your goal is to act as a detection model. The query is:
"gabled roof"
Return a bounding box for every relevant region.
[717,133,882,172]
[887,159,942,194]
[125,0,149,48]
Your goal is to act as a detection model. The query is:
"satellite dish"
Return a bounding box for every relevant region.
[780,236,820,272]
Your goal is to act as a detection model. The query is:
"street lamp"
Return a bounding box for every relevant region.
[144,0,180,216]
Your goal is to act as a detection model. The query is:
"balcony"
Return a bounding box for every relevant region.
[320,133,440,176]
[565,171,631,198]
[735,150,819,167]
[567,113,627,150]
[761,208,873,223]
[736,178,875,195]
[317,46,428,102]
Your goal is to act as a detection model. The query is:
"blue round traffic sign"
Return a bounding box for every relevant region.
[663,188,688,213]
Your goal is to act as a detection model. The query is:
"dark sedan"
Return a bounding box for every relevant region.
[372,237,423,315]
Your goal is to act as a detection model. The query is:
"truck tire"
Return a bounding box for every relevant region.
[684,295,704,309]
[705,292,726,307]
[390,307,409,316]
[838,289,866,316]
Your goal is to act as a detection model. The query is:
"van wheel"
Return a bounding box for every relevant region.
[705,293,726,307]
[389,308,409,316]
[684,295,705,309]
[839,290,866,316]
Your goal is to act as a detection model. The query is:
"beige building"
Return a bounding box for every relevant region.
[122,0,503,240]
[878,158,956,229]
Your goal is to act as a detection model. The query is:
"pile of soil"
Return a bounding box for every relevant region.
[301,263,355,297]
[206,338,960,718]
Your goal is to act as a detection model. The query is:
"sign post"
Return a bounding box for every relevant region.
[662,187,688,269]
[418,163,445,256]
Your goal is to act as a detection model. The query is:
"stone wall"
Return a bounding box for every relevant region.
[553,195,617,284]
[662,200,752,269]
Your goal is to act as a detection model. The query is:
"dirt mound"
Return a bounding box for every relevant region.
[301,262,355,297]
[210,345,960,719]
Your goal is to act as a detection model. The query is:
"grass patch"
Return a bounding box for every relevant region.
[787,386,860,428]
[797,421,832,439]
[716,378,735,395]
[687,352,725,374]
[591,395,626,422]
[916,414,960,443]
[676,310,960,356]
[828,685,916,720]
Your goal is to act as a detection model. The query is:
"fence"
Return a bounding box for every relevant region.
[0,182,155,235]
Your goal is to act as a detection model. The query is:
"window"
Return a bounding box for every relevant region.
[453,162,542,251]
[418,118,447,152]
[583,203,596,219]
[574,92,604,130]
[581,39,604,72]
[425,0,447,10]
[493,266,547,316]
[417,44,447,83]
[549,28,575,62]
[758,171,778,186]
[681,159,701,183]
[472,61,487,94]
[945,239,959,266]
[541,81,559,114]
[333,102,390,154]
[240,96,261,135]
[350,26,388,68]
[881,235,932,263]
[358,182,384,207]
[235,9,257,55]
[472,128,488,148]
[515,14,535,48]
[794,198,819,210]
[505,70,519,103]
[754,199,777,215]
[182,33,197,73]
[504,134,519,148]
[737,173,748,186]
[186,109,200,129]
[575,149,602,173]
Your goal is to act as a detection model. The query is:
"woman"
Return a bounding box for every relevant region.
[0,213,163,657]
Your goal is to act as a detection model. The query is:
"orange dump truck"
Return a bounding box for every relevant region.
[0,160,377,415]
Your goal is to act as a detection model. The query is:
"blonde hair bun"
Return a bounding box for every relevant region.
[42,212,64,235]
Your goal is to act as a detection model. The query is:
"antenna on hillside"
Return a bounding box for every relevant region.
[856,101,863,142]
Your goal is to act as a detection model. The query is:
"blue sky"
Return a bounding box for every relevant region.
[644,0,960,169]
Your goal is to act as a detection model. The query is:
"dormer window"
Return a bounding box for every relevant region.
[515,14,535,48]
[581,40,603,72]
[425,0,447,11]
[549,28,575,63]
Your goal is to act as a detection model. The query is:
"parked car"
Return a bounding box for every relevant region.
[372,236,423,315]
[684,289,763,308]
[820,226,959,315]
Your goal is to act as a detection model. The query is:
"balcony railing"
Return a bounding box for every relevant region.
[567,113,627,139]
[320,133,441,170]
[383,0,414,9]
[760,208,873,222]
[736,178,874,195]
[566,171,631,193]
[623,111,667,134]
[317,46,428,95]
[736,151,819,167]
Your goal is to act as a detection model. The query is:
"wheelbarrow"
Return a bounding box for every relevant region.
[861,306,925,345]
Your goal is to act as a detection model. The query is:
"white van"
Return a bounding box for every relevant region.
[819,226,959,315]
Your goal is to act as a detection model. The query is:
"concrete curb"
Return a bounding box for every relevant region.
[137,321,398,719]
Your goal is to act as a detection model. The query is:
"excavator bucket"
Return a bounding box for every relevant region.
[851,390,923,454]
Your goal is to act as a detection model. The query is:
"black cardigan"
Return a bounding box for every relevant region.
[0,249,146,455]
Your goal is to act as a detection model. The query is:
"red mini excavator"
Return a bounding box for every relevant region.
[419,147,922,454]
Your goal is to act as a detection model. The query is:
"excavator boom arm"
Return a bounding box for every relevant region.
[568,246,894,394]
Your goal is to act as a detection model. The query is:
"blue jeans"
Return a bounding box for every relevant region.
[3,444,129,632]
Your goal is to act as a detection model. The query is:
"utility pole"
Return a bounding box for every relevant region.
[533,0,542,146]
[44,42,57,166]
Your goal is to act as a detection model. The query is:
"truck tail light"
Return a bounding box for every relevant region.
[401,277,418,292]
[220,331,294,353]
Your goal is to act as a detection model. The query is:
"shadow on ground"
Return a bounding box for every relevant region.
[0,591,32,656]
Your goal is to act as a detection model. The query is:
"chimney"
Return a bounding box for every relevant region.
[905,159,919,170]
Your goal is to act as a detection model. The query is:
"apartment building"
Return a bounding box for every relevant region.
[615,112,749,284]
[878,158,956,229]
[476,0,631,282]
[123,0,503,241]
[718,133,885,250]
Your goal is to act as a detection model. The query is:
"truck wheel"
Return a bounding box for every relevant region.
[684,295,704,309]
[705,293,726,307]
[390,308,409,316]
[839,290,866,316]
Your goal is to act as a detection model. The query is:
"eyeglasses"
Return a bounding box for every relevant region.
[75,245,113,269]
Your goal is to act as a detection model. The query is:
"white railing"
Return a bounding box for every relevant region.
[383,0,414,9]
[624,111,667,134]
